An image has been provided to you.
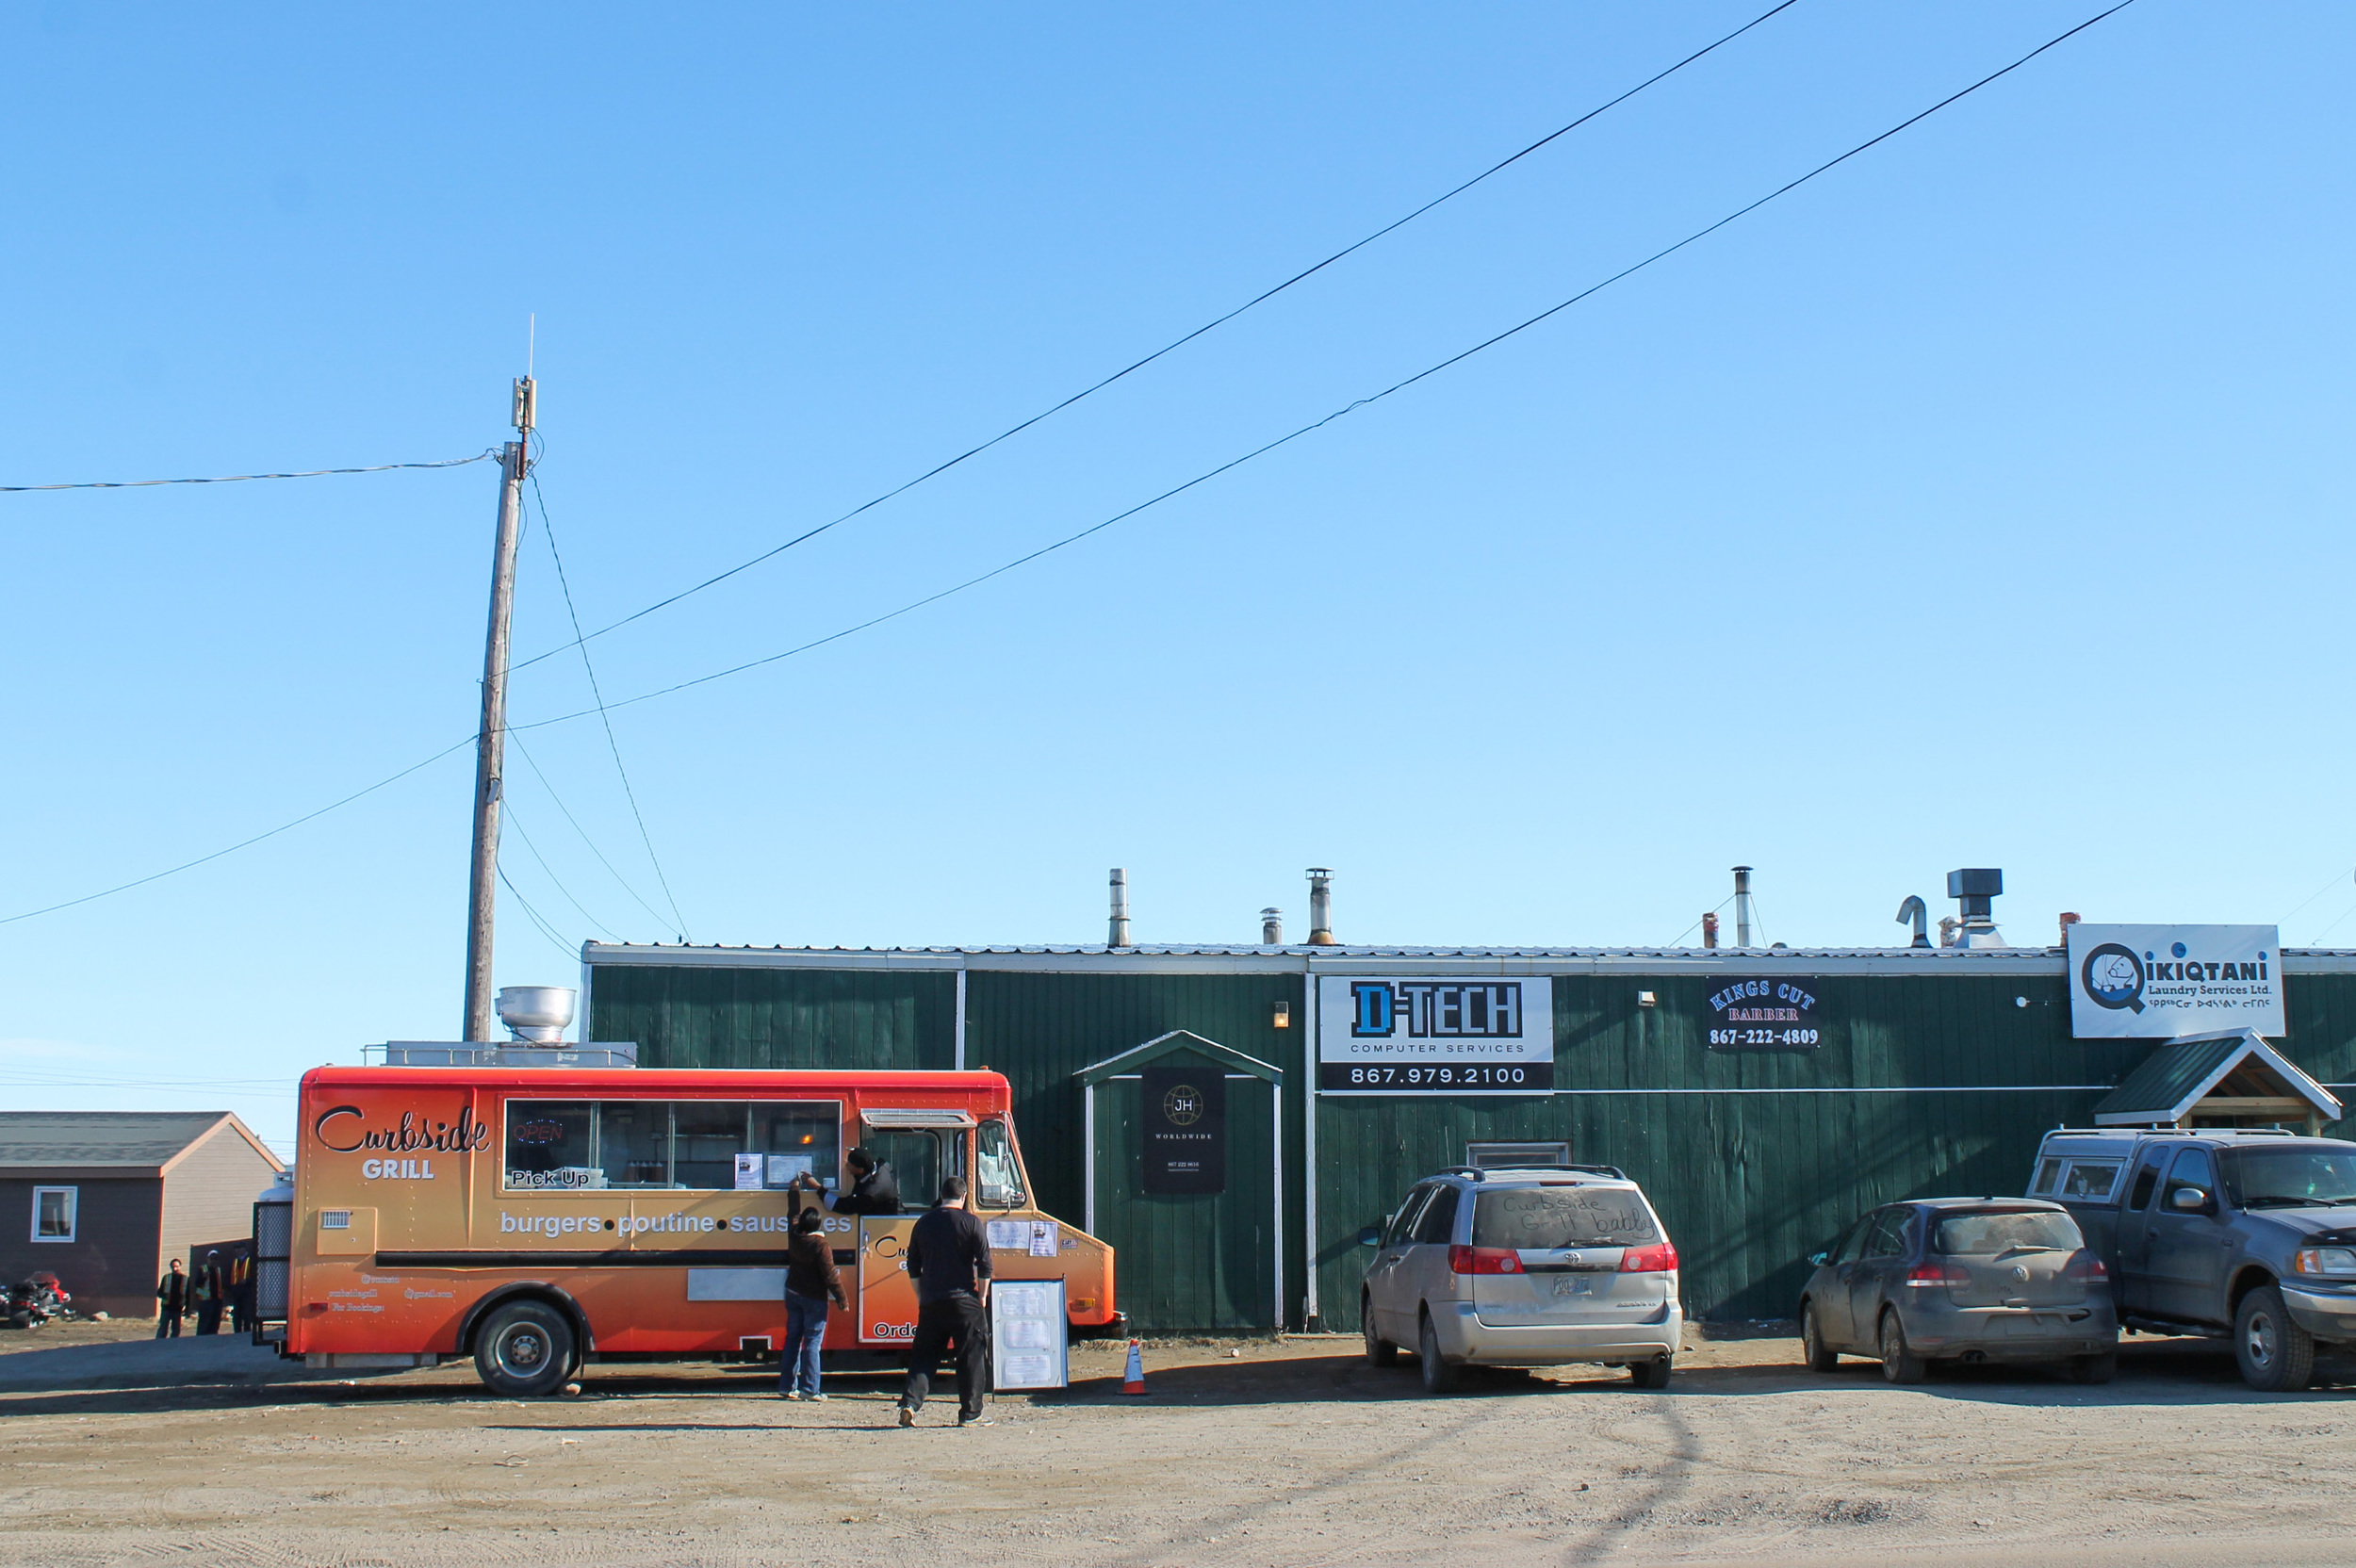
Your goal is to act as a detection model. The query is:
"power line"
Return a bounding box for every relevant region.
[0,449,499,494]
[529,472,690,941]
[507,0,1802,676]
[514,0,2136,734]
[0,737,475,925]
[509,729,677,930]
[499,800,615,939]
[2279,864,2353,933]
[498,861,578,958]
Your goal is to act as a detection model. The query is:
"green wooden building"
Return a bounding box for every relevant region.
[578,941,2356,1332]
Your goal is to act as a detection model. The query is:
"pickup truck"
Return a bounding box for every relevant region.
[2032,1127,2356,1390]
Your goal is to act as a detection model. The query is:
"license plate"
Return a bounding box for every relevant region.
[1551,1276,1594,1298]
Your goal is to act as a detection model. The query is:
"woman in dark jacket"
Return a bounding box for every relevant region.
[781,1209,845,1399]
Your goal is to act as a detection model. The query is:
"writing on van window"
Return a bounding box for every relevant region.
[502,1100,842,1193]
[1471,1188,1660,1250]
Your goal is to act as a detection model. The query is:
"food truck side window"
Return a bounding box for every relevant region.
[976,1119,1026,1209]
[505,1102,597,1189]
[502,1100,843,1192]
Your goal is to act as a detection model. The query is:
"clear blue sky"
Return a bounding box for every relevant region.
[4,2,2350,1152]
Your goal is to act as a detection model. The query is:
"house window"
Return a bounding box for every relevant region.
[31,1186,76,1242]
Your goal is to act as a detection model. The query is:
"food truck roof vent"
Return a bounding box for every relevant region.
[1944,869,2005,949]
[496,986,576,1045]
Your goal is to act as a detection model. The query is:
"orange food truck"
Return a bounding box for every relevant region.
[283,1065,1115,1395]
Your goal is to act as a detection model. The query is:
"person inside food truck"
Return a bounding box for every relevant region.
[794,1146,900,1215]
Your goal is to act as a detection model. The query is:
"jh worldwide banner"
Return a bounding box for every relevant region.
[1317,975,1555,1094]
[2066,923,2284,1038]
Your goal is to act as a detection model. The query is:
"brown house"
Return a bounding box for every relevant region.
[0,1111,285,1318]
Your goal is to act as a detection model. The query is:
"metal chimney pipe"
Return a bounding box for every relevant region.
[1732,866,1754,948]
[1305,868,1335,946]
[1701,911,1719,950]
[1108,868,1130,948]
[1261,907,1284,945]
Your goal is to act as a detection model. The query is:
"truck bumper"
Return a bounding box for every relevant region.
[2280,1285,2356,1344]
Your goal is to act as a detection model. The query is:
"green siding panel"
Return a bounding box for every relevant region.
[1089,1049,1281,1331]
[587,965,956,1072]
[966,971,1306,1334]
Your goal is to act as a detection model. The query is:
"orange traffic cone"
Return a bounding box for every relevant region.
[1122,1339,1147,1396]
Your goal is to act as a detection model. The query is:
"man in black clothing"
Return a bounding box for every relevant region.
[897,1175,992,1428]
[797,1148,900,1216]
[155,1258,188,1339]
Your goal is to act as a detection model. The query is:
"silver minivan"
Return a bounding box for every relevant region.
[1362,1165,1682,1392]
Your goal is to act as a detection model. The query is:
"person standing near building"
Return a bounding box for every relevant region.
[780,1209,845,1400]
[155,1258,188,1339]
[227,1250,254,1334]
[897,1175,992,1429]
[191,1250,225,1335]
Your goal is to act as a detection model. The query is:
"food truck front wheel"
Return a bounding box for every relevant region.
[474,1299,578,1397]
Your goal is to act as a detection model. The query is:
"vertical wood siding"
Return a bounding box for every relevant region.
[1089,1050,1280,1331]
[588,965,956,1072]
[965,971,1306,1334]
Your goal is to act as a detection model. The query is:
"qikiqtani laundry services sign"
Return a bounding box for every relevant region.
[2066,923,2283,1038]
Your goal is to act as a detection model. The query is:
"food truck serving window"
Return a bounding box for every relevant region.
[504,1100,842,1192]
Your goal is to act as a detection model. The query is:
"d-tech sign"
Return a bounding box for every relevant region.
[1317,976,1554,1093]
[2067,923,2284,1038]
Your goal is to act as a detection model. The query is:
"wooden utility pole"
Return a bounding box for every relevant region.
[463,377,534,1041]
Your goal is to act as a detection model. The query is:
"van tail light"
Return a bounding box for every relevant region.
[1905,1263,1969,1287]
[1619,1242,1678,1274]
[1448,1246,1522,1275]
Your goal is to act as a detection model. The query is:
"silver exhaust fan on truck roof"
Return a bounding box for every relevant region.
[496,985,575,1045]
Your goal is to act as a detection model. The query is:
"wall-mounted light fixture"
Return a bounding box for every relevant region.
[1272,1001,1292,1029]
[1636,991,1658,1008]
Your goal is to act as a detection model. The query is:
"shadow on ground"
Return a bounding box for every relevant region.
[7,1329,2353,1420]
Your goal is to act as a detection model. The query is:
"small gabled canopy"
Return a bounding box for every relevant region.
[2093,1028,2342,1127]
[1074,1029,1283,1088]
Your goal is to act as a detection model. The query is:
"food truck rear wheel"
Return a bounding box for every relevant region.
[474,1300,577,1397]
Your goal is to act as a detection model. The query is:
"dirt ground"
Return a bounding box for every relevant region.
[4,1318,2354,1567]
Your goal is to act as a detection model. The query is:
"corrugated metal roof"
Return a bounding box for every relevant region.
[0,1110,237,1170]
[586,940,2074,958]
[584,940,2356,962]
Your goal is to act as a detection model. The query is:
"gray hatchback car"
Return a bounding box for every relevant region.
[1797,1197,2119,1383]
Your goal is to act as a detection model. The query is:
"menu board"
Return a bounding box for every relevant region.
[990,1279,1069,1391]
